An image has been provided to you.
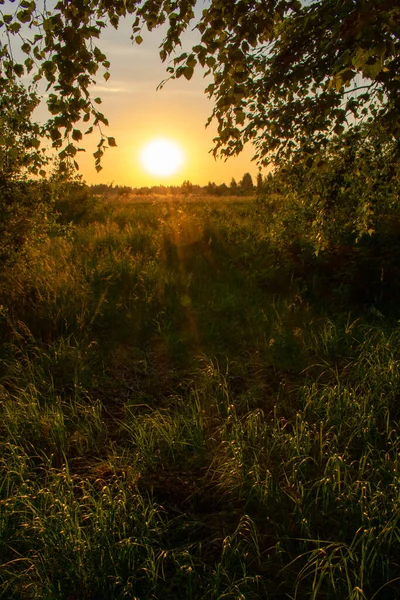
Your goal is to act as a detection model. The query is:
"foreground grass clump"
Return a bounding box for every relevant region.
[1,194,400,599]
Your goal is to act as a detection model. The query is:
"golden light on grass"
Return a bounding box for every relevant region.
[140,138,185,177]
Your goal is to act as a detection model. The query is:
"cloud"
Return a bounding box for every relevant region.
[90,85,125,93]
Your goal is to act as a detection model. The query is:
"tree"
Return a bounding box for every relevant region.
[261,121,400,250]
[240,173,254,192]
[206,181,218,195]
[190,0,400,166]
[0,81,52,266]
[218,182,228,196]
[0,81,45,178]
[181,180,193,195]
[1,1,399,170]
[230,178,238,192]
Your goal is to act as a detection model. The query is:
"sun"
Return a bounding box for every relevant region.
[140,138,185,177]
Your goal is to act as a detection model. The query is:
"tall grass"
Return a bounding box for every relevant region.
[1,194,399,598]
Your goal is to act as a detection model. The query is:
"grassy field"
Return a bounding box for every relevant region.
[1,194,400,599]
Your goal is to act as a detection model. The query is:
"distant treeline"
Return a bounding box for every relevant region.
[90,172,266,197]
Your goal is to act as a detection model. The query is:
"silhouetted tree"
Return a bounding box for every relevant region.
[182,180,193,195]
[218,183,229,196]
[206,181,218,195]
[240,173,254,192]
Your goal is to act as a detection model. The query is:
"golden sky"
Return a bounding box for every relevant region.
[73,18,258,188]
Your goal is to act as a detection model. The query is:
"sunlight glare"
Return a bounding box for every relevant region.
[140,138,184,177]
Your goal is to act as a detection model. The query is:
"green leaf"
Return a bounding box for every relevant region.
[363,60,383,79]
[17,10,32,23]
[333,124,345,135]
[24,57,34,72]
[64,143,77,156]
[183,66,194,80]
[72,129,82,141]
[13,64,24,77]
[9,22,21,33]
[50,128,62,141]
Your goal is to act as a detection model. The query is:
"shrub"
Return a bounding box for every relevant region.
[0,177,53,267]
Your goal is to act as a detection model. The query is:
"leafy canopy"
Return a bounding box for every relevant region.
[0,0,399,170]
[0,80,45,177]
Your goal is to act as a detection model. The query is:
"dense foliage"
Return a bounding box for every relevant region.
[0,177,53,266]
[259,122,400,246]
[0,0,399,166]
[0,81,45,176]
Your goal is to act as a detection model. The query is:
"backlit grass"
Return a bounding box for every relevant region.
[1,195,399,599]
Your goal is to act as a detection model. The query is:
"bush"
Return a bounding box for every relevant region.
[51,161,98,225]
[259,125,400,253]
[0,177,53,267]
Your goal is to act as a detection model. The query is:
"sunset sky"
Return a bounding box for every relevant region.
[72,17,258,188]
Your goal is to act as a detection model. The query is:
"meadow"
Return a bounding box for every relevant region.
[1,192,400,599]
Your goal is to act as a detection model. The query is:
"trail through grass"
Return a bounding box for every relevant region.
[1,195,399,599]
